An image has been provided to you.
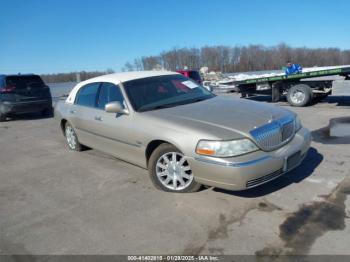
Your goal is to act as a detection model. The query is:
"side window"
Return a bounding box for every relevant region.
[75,83,100,107]
[97,83,124,109]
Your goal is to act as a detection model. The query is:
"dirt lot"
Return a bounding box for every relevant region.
[0,94,350,256]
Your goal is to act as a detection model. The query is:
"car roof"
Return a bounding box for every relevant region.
[66,70,180,104]
[81,70,179,84]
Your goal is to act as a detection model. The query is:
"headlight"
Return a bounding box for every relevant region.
[196,139,258,157]
[294,116,302,132]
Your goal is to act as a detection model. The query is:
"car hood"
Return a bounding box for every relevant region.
[143,96,294,139]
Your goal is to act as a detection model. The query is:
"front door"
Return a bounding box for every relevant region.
[83,82,144,166]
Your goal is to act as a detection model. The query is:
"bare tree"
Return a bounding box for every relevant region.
[127,44,350,73]
[42,44,350,83]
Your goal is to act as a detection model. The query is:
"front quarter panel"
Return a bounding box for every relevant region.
[132,113,223,162]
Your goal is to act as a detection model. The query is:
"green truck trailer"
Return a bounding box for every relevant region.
[230,66,350,106]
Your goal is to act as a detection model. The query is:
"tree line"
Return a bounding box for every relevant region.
[40,43,350,83]
[122,43,350,73]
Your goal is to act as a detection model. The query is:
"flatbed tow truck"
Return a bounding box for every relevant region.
[223,65,350,106]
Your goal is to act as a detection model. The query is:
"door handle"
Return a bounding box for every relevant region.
[94,116,102,121]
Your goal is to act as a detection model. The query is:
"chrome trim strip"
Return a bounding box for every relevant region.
[194,155,272,167]
[3,100,49,105]
[76,127,141,148]
[246,169,283,188]
[247,151,308,188]
[194,147,308,169]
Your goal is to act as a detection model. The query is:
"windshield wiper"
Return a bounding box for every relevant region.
[138,96,213,112]
[192,97,209,103]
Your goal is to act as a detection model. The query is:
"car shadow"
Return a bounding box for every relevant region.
[244,94,350,107]
[318,96,350,107]
[6,110,54,122]
[212,147,323,198]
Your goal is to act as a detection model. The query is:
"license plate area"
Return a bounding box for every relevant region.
[284,151,301,172]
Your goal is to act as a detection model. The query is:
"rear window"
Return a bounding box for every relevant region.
[6,75,46,90]
[75,82,100,107]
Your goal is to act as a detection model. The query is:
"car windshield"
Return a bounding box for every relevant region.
[123,74,215,112]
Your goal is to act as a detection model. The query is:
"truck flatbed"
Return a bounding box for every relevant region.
[229,65,350,106]
[234,66,350,85]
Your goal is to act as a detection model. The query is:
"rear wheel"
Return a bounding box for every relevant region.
[148,143,201,193]
[271,82,282,102]
[287,84,313,107]
[64,122,83,151]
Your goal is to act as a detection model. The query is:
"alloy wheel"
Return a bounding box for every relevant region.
[65,125,77,150]
[155,152,194,191]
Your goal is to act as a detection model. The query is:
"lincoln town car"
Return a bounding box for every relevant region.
[54,71,311,193]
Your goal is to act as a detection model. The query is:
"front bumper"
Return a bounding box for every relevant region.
[187,127,311,191]
[0,100,52,115]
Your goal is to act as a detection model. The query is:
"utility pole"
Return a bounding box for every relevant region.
[76,72,81,83]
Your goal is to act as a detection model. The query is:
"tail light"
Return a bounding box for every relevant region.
[0,85,15,93]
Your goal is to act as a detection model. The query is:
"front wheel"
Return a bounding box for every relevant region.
[287,84,313,107]
[148,143,201,193]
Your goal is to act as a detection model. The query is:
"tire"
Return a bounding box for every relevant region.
[148,143,201,193]
[64,122,84,151]
[287,84,313,107]
[0,113,6,122]
[271,82,282,102]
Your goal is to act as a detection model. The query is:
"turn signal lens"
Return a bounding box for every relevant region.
[196,148,215,155]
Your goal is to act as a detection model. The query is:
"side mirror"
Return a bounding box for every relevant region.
[105,101,129,115]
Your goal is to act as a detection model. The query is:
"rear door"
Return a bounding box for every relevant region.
[70,82,101,148]
[5,75,51,102]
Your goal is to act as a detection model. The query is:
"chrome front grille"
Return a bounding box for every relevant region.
[250,116,295,151]
[280,116,295,141]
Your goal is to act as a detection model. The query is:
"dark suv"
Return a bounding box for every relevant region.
[0,74,52,121]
